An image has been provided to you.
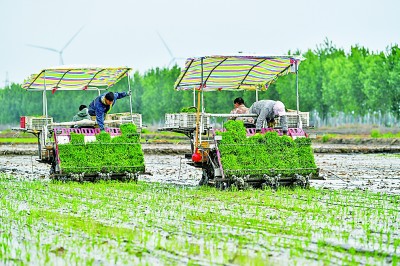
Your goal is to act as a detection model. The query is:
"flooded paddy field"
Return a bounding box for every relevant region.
[1,151,399,194]
[0,148,399,265]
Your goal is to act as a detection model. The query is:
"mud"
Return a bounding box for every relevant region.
[1,151,399,195]
[314,153,400,194]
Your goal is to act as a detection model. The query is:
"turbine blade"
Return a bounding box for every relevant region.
[156,31,174,59]
[26,44,59,53]
[61,25,85,52]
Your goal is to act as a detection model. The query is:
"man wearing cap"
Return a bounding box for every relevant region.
[88,91,130,131]
[248,100,288,134]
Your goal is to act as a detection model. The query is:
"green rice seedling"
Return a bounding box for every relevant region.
[1,174,399,265]
[58,129,145,175]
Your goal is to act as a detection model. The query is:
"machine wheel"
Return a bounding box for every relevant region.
[262,174,280,189]
[49,160,56,175]
[49,165,55,175]
[199,169,209,186]
[48,146,58,176]
[293,174,310,188]
[215,180,227,190]
[232,175,245,190]
[199,152,218,186]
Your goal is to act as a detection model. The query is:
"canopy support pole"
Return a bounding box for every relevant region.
[127,74,133,117]
[201,57,204,113]
[43,71,48,119]
[296,60,299,114]
[295,60,303,129]
[193,57,204,150]
[42,88,46,116]
[193,87,195,107]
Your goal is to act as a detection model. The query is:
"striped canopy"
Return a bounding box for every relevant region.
[22,65,131,91]
[174,55,304,91]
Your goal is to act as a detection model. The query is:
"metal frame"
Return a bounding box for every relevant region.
[17,66,138,167]
[191,56,302,148]
[164,55,314,188]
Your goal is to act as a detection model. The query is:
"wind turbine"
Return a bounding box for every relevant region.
[27,26,84,65]
[4,71,9,88]
[156,31,185,67]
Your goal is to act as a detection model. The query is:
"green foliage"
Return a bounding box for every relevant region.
[370,129,400,138]
[180,107,196,113]
[222,120,247,142]
[141,128,150,134]
[1,43,400,126]
[95,132,111,143]
[370,129,381,138]
[218,121,317,178]
[70,133,85,145]
[0,138,37,143]
[58,127,144,174]
[119,123,137,135]
[321,134,335,143]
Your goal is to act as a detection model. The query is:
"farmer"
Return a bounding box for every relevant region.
[229,97,254,124]
[72,104,91,122]
[249,100,288,134]
[88,91,130,131]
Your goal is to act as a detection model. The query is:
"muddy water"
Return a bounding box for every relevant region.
[314,153,400,194]
[1,152,399,194]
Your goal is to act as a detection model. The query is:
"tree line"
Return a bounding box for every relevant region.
[1,40,399,128]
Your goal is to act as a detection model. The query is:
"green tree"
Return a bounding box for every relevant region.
[386,45,400,119]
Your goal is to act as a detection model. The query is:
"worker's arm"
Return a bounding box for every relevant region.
[95,108,105,131]
[114,92,128,99]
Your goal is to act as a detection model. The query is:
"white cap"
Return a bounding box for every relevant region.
[273,101,286,116]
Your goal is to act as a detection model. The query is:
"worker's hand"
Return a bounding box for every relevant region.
[127,90,132,96]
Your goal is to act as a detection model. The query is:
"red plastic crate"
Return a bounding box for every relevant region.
[20,116,26,128]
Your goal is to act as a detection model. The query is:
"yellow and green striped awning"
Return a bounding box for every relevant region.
[22,65,131,91]
[174,55,304,91]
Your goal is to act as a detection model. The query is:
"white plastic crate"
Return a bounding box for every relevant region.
[179,113,210,129]
[106,112,142,128]
[164,113,180,128]
[179,113,196,128]
[278,112,309,128]
[120,114,142,128]
[164,113,211,130]
[24,116,53,130]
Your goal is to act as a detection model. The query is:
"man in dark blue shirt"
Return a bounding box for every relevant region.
[88,91,130,131]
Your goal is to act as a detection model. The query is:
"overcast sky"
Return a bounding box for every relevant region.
[1,0,399,85]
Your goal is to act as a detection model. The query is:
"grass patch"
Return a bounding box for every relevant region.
[321,134,337,143]
[0,137,37,143]
[371,129,400,138]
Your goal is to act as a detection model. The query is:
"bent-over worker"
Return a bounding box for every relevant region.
[248,100,288,134]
